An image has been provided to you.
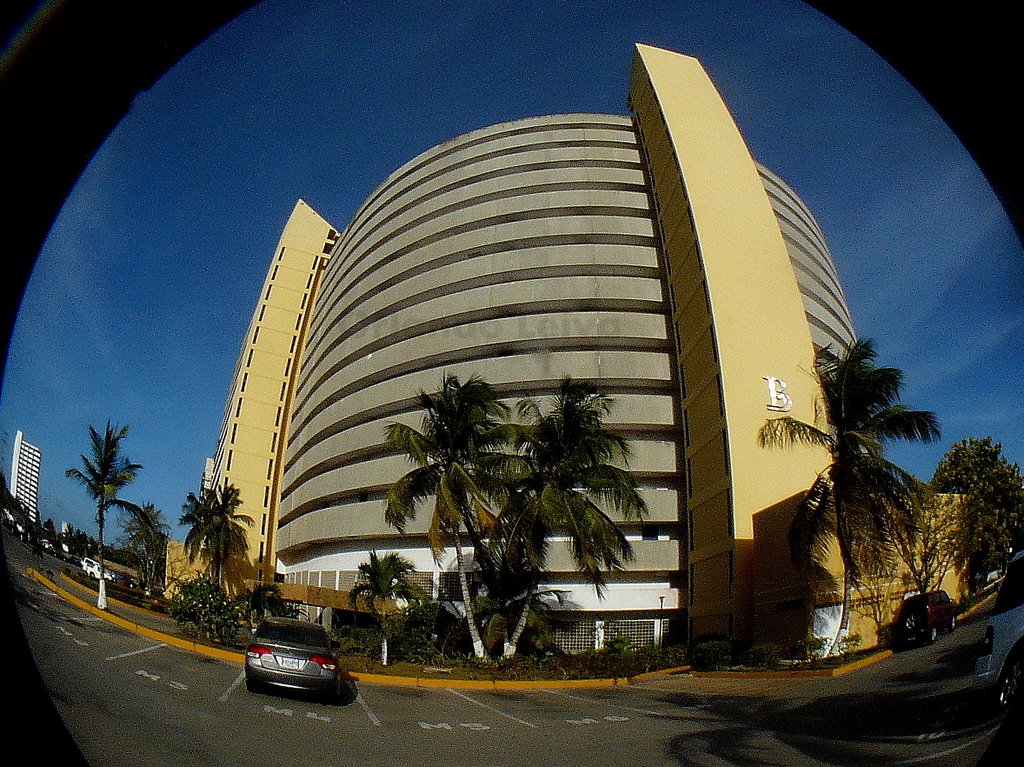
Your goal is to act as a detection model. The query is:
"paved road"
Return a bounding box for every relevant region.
[3,532,1014,766]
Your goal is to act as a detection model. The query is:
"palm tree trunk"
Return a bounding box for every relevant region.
[454,532,486,659]
[381,635,389,666]
[826,569,853,656]
[97,502,107,610]
[503,595,532,658]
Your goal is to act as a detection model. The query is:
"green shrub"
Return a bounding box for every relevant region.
[689,639,732,671]
[332,625,378,656]
[744,643,782,670]
[605,636,633,654]
[795,636,829,665]
[391,600,443,663]
[835,632,862,657]
[167,576,244,645]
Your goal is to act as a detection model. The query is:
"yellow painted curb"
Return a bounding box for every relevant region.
[630,664,692,681]
[27,568,245,665]
[692,650,892,679]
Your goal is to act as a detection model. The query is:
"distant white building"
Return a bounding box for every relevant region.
[11,430,42,524]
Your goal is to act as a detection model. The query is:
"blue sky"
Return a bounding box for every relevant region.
[2,0,1021,542]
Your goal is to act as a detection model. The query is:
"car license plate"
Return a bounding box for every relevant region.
[277,656,302,670]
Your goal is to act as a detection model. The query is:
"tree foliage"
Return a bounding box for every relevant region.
[932,436,1024,588]
[180,483,253,590]
[384,373,510,659]
[384,374,649,660]
[889,484,962,595]
[118,502,169,595]
[492,377,647,657]
[349,550,425,665]
[65,421,142,606]
[758,339,940,654]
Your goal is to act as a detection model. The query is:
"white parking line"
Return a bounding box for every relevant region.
[356,693,382,726]
[445,688,537,728]
[540,688,673,717]
[106,643,168,661]
[220,669,247,702]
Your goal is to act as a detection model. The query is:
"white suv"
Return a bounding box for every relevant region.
[80,557,102,578]
[975,550,1024,709]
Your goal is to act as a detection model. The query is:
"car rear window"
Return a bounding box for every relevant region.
[993,556,1024,616]
[256,622,329,646]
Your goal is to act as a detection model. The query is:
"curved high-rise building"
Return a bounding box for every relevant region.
[230,44,855,648]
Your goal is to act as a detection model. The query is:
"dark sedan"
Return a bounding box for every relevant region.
[245,617,343,702]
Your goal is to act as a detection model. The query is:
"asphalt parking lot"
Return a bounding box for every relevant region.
[4,532,1015,767]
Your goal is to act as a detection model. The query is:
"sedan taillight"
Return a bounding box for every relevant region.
[246,645,272,659]
[309,655,337,671]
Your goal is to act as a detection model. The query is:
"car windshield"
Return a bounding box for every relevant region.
[993,556,1024,616]
[256,622,329,647]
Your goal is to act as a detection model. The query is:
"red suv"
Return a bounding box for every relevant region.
[892,590,957,646]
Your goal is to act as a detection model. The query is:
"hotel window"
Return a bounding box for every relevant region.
[264,284,273,300]
[263,486,270,507]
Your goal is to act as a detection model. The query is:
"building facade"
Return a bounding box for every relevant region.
[203,200,338,593]
[11,429,42,524]
[261,45,855,647]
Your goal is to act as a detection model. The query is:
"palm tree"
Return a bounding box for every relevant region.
[384,373,510,659]
[120,501,169,594]
[179,483,253,590]
[349,550,424,665]
[65,421,142,609]
[758,339,940,654]
[493,377,648,657]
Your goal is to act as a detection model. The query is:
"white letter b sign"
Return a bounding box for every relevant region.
[764,376,792,412]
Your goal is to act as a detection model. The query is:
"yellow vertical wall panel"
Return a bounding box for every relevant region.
[208,200,337,592]
[631,44,828,639]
